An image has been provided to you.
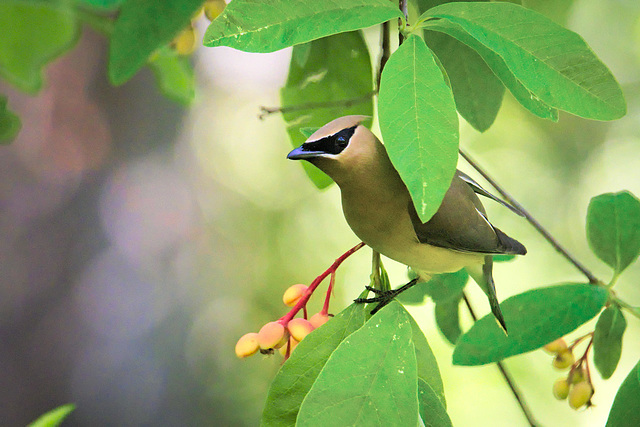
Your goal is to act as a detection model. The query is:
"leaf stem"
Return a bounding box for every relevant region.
[462,292,540,427]
[258,91,376,120]
[459,149,600,285]
[377,21,391,91]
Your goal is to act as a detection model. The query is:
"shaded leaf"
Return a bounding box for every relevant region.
[281,31,373,189]
[28,404,75,427]
[379,35,459,223]
[435,296,463,345]
[148,48,195,105]
[0,96,21,144]
[606,360,640,427]
[261,302,366,427]
[453,283,608,366]
[74,0,123,8]
[0,1,79,93]
[203,0,402,53]
[587,191,640,275]
[398,269,468,305]
[109,0,203,85]
[422,2,626,120]
[593,305,627,379]
[418,379,453,427]
[407,307,445,406]
[297,302,418,427]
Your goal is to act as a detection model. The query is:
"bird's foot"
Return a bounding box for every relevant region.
[354,278,419,315]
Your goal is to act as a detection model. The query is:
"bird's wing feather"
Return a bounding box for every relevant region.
[457,171,524,217]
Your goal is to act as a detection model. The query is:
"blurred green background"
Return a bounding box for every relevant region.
[1,0,639,425]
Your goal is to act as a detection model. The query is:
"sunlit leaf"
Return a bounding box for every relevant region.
[109,0,203,85]
[418,379,453,427]
[435,296,463,345]
[74,0,123,8]
[606,360,640,427]
[281,31,373,189]
[28,404,75,427]
[587,191,640,275]
[422,2,626,120]
[148,48,195,105]
[261,302,366,427]
[593,306,627,379]
[0,96,21,144]
[493,254,515,263]
[297,302,418,426]
[0,1,79,93]
[407,307,445,406]
[203,0,402,53]
[453,283,608,365]
[379,35,459,223]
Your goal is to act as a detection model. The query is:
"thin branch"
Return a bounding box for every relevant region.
[377,21,391,90]
[459,149,600,285]
[259,91,376,120]
[462,293,539,427]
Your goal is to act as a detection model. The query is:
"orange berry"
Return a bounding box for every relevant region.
[171,25,196,55]
[282,284,308,307]
[568,381,593,410]
[543,338,568,354]
[553,378,570,400]
[258,322,289,350]
[552,350,575,370]
[235,332,259,359]
[287,318,314,342]
[204,0,226,21]
[309,312,330,328]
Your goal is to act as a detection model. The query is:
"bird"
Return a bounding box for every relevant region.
[287,115,526,331]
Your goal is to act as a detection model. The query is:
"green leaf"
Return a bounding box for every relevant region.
[299,127,319,139]
[425,32,504,132]
[493,254,516,262]
[398,269,468,305]
[606,360,640,427]
[28,404,75,427]
[261,302,366,427]
[418,379,453,427]
[297,302,418,427]
[379,35,459,223]
[281,31,373,189]
[109,0,203,85]
[0,1,79,93]
[74,0,123,8]
[587,191,640,276]
[453,283,608,366]
[435,296,463,345]
[593,306,627,379]
[203,0,403,53]
[422,2,626,120]
[148,48,195,105]
[0,96,21,144]
[407,307,445,406]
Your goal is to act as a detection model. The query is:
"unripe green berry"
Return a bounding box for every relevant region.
[309,312,330,328]
[543,338,568,354]
[570,367,587,384]
[204,0,226,21]
[282,284,308,307]
[553,378,570,400]
[553,350,575,370]
[235,332,260,358]
[568,381,593,410]
[171,26,196,55]
[258,322,289,350]
[287,318,315,342]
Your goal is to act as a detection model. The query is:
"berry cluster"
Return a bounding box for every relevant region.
[170,0,227,55]
[544,337,594,410]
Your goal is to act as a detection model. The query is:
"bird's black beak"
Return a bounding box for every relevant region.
[287,146,324,160]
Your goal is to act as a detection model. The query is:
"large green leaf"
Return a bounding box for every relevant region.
[593,305,627,379]
[0,1,79,93]
[0,96,21,144]
[74,0,123,8]
[261,302,366,427]
[297,302,418,427]
[281,31,373,189]
[398,270,468,305]
[28,404,75,427]
[109,0,203,85]
[203,0,403,53]
[453,283,608,366]
[587,191,640,276]
[421,2,626,120]
[407,307,445,406]
[148,48,196,105]
[418,379,452,427]
[606,361,640,427]
[378,35,459,223]
[425,31,504,132]
[435,296,463,345]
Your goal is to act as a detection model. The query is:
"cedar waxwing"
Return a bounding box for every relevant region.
[287,116,526,331]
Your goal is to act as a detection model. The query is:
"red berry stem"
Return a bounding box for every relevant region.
[321,271,336,316]
[569,332,594,351]
[279,242,365,324]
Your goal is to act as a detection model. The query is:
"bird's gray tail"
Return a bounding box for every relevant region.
[467,256,508,334]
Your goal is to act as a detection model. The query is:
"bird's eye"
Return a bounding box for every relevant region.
[336,136,348,148]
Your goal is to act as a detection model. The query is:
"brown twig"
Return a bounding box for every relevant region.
[259,92,376,120]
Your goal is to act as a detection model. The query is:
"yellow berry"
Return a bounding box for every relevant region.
[282,284,308,307]
[258,322,289,350]
[287,318,315,342]
[309,312,330,328]
[543,338,568,354]
[191,6,204,22]
[553,378,570,400]
[568,381,593,410]
[235,332,260,359]
[204,0,226,21]
[570,367,587,384]
[553,350,575,370]
[171,25,197,55]
[278,337,300,356]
